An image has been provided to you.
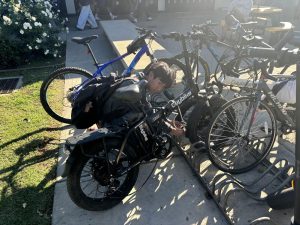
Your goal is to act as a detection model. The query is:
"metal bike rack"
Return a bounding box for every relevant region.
[174,140,295,225]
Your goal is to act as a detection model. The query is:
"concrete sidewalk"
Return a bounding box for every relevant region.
[51,22,228,225]
[52,12,296,225]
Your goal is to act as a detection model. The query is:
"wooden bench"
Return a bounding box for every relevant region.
[99,19,172,72]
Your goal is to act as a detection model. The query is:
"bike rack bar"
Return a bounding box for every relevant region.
[174,139,295,225]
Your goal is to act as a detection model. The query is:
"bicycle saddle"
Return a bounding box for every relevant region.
[72,35,98,44]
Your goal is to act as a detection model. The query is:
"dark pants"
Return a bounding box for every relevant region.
[136,0,151,19]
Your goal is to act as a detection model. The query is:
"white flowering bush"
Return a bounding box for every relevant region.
[0,0,67,68]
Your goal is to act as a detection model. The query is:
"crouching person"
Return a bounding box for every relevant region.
[101,61,185,137]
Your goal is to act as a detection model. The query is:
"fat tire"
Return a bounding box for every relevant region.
[67,139,139,211]
[187,95,228,144]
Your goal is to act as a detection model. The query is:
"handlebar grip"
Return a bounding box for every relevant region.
[248,47,278,59]
[136,27,146,32]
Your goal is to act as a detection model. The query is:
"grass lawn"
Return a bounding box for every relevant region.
[0,59,65,225]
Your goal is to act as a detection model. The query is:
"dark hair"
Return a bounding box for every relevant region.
[146,61,175,88]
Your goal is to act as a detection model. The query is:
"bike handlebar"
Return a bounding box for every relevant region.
[191,21,218,31]
[136,27,158,39]
[162,30,215,42]
[248,47,300,66]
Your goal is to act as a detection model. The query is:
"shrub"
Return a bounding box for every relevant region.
[0,0,67,69]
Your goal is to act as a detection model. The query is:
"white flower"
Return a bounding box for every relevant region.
[34,22,42,27]
[15,22,19,25]
[31,16,36,21]
[66,27,69,34]
[35,46,39,50]
[42,32,47,37]
[41,11,47,16]
[20,29,24,34]
[23,22,31,30]
[3,16,12,25]
[48,23,52,28]
[57,10,60,13]
[53,53,57,57]
[27,45,32,50]
[25,12,31,18]
[36,38,42,43]
[13,5,20,13]
[65,17,68,22]
[44,49,49,55]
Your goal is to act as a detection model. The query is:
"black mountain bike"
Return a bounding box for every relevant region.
[155,20,272,144]
[206,47,299,174]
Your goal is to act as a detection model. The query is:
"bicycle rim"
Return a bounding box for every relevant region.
[40,67,92,123]
[207,96,277,173]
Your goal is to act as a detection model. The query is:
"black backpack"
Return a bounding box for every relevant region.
[71,76,128,129]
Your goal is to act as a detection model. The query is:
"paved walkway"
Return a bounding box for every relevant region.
[52,12,297,225]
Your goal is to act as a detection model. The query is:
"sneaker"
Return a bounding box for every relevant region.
[147,16,152,21]
[75,26,84,31]
[109,12,117,20]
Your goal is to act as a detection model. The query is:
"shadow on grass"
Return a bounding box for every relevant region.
[0,124,72,151]
[0,124,71,225]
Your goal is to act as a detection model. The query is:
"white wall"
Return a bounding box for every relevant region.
[215,0,231,9]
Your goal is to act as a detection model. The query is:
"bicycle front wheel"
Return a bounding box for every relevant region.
[207,96,277,173]
[40,67,93,124]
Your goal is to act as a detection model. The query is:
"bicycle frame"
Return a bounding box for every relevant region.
[245,68,296,134]
[72,40,154,100]
[92,44,153,78]
[257,80,295,129]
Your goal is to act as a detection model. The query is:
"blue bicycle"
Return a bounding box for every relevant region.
[40,28,158,124]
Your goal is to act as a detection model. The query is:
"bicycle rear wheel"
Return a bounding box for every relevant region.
[186,95,228,144]
[40,67,93,124]
[207,96,277,173]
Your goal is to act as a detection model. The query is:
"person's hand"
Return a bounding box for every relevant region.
[170,120,185,137]
[170,126,185,137]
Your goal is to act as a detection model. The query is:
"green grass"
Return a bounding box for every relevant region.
[0,63,65,225]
